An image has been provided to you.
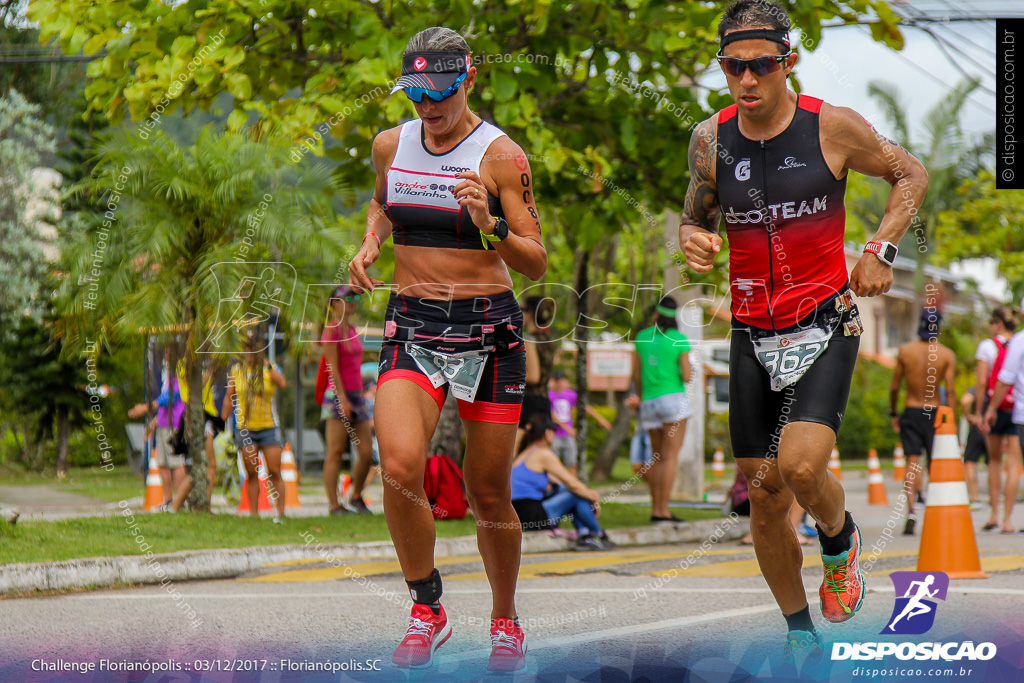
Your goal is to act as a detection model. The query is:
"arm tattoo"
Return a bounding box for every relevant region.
[681,120,721,233]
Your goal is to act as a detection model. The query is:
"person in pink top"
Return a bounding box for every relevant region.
[321,285,375,515]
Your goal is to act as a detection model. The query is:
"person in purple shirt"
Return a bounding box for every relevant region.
[128,347,188,509]
[548,370,611,476]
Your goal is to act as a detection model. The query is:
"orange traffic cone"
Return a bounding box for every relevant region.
[711,448,726,477]
[828,446,842,481]
[867,448,889,506]
[917,406,988,578]
[281,443,302,509]
[893,444,907,481]
[143,452,164,511]
[238,456,274,513]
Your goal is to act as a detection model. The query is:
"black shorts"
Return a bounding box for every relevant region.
[990,408,1016,436]
[729,323,859,458]
[378,290,526,424]
[899,408,936,458]
[512,498,555,531]
[963,424,988,463]
[204,410,225,437]
[519,393,551,428]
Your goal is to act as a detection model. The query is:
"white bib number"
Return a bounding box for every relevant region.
[753,327,833,391]
[406,344,489,402]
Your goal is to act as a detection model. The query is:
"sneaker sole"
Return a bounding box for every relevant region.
[820,525,865,623]
[393,621,452,669]
[486,641,527,673]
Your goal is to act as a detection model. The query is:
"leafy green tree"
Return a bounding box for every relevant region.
[0,89,55,320]
[32,0,903,248]
[0,305,93,474]
[59,127,338,509]
[934,169,1024,301]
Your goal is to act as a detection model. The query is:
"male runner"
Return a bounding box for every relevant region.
[681,0,928,661]
[891,309,957,535]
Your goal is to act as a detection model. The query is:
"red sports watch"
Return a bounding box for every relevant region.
[864,240,898,266]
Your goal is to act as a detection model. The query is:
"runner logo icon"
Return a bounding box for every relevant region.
[881,571,949,635]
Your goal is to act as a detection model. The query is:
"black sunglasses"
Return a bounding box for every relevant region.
[716,53,791,77]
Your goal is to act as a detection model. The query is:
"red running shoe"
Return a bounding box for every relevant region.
[486,618,527,673]
[391,603,452,668]
[819,522,865,623]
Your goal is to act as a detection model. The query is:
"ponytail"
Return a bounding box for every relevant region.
[517,412,553,454]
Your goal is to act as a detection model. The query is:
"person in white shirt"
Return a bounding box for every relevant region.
[976,307,1021,533]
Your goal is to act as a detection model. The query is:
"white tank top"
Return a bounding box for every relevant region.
[384,119,507,250]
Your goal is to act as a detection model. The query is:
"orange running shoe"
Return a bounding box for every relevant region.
[819,522,865,623]
[391,603,452,668]
[486,618,527,673]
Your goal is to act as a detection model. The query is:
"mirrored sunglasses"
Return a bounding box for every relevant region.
[716,53,790,77]
[404,72,468,103]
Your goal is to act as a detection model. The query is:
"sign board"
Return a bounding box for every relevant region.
[586,343,633,391]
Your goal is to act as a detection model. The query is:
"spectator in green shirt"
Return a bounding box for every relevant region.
[630,297,692,523]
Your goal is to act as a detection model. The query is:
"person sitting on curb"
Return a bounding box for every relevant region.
[510,413,615,551]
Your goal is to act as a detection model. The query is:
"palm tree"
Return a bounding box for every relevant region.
[860,77,992,294]
[58,126,339,510]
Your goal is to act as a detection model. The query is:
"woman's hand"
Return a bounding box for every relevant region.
[454,171,495,234]
[349,236,385,293]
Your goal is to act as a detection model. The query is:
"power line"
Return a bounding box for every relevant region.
[0,54,95,63]
[853,24,996,117]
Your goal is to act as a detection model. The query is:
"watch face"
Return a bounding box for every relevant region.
[495,218,509,240]
[882,244,897,263]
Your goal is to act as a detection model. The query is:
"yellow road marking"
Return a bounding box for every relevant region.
[881,554,1024,575]
[648,550,920,578]
[243,554,481,583]
[448,550,731,582]
[981,554,1024,572]
[246,548,1024,583]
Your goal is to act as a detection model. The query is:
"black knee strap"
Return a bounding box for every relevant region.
[407,568,442,604]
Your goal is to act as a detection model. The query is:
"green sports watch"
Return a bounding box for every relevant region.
[480,216,509,248]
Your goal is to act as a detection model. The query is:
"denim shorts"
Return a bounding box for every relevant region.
[236,426,282,451]
[321,389,371,423]
[639,392,693,430]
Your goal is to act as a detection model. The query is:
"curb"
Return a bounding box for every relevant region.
[0,518,747,597]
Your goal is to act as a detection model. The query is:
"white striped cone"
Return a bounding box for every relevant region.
[867,448,888,506]
[893,444,907,481]
[281,443,301,508]
[828,447,842,480]
[917,406,987,578]
[143,453,164,511]
[711,448,726,477]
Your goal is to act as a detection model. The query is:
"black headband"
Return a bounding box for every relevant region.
[400,51,469,76]
[720,29,791,51]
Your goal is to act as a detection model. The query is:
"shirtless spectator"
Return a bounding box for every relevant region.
[890,308,956,535]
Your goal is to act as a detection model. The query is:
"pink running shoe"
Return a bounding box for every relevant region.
[486,618,527,673]
[391,603,452,668]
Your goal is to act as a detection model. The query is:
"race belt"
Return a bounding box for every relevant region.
[749,289,862,392]
[383,315,522,403]
[383,315,521,353]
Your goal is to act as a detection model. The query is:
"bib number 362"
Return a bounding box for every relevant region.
[759,344,821,375]
[753,327,832,391]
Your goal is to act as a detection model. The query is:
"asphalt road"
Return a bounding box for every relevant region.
[2,477,1024,682]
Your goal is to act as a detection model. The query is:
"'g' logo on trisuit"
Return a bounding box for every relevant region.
[735,158,751,181]
[414,57,427,71]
